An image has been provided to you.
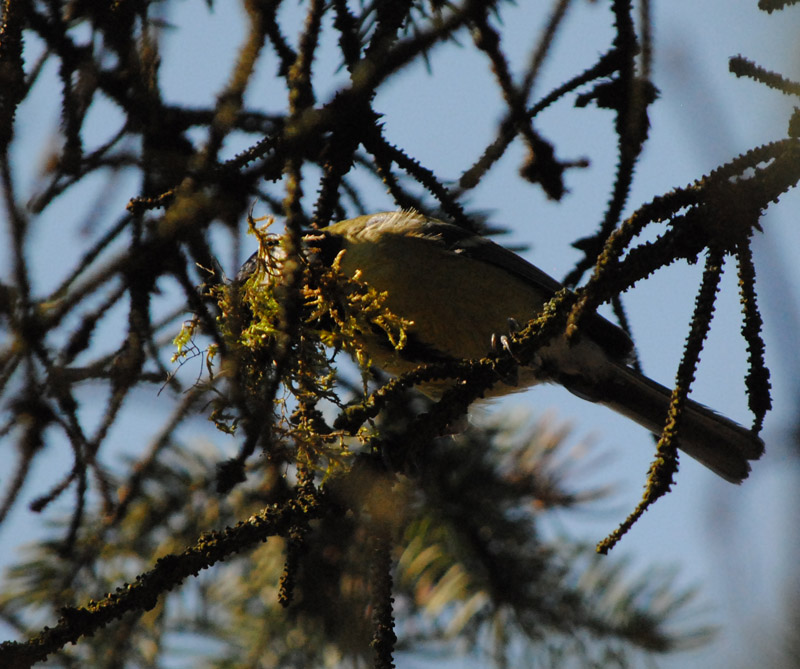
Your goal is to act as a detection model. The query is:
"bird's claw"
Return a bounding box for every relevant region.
[490,320,522,388]
[490,319,521,362]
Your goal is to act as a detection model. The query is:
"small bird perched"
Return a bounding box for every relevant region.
[246,210,764,483]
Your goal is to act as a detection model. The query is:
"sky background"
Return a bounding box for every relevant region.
[2,1,800,667]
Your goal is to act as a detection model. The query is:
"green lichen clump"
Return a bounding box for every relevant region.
[172,220,412,471]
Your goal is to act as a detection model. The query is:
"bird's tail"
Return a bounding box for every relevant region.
[591,363,764,483]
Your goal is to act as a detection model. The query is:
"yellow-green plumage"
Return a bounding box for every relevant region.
[256,210,765,483]
[328,213,551,368]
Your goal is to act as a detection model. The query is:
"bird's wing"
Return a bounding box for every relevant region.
[412,217,566,295]
[409,216,633,360]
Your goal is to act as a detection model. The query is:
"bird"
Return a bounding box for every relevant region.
[244,210,764,483]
